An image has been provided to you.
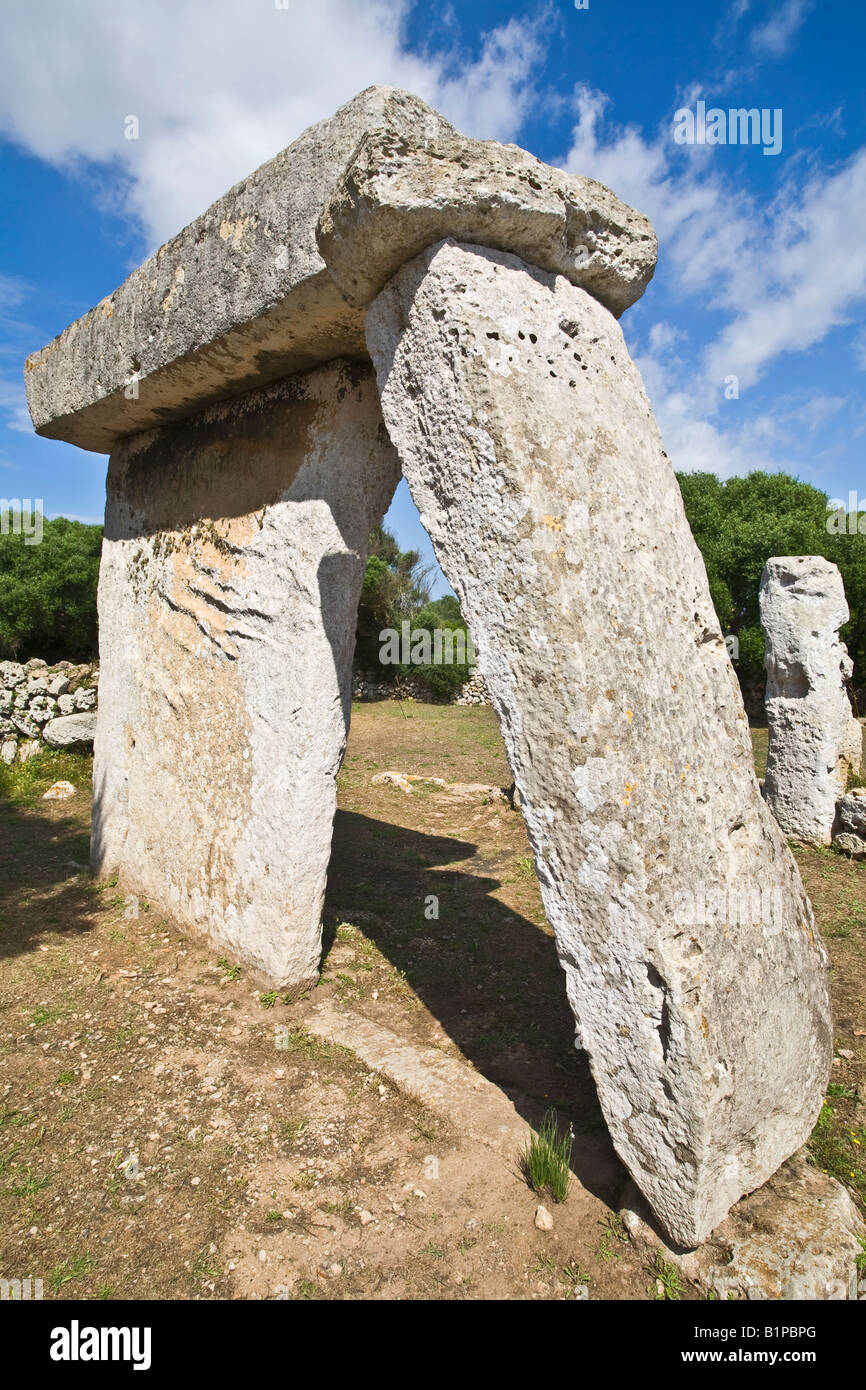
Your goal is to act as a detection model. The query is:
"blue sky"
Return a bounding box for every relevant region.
[1,0,864,597]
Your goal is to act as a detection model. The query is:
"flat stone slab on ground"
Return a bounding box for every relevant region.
[304,1003,530,1159]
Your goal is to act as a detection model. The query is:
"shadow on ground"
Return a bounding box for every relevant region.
[0,799,96,961]
[324,807,626,1208]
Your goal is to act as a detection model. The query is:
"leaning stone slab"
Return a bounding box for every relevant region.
[621,1153,866,1300]
[91,358,399,992]
[760,556,862,845]
[366,239,832,1248]
[24,87,655,454]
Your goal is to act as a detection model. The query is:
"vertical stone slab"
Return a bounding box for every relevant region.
[760,555,862,845]
[366,239,832,1247]
[92,360,399,991]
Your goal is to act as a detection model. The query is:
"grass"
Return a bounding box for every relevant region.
[47,1253,93,1294]
[521,1107,573,1204]
[282,1118,307,1145]
[646,1249,683,1301]
[808,1097,866,1206]
[0,748,93,804]
[562,1258,591,1288]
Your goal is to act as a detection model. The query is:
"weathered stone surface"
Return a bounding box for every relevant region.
[43,712,97,748]
[316,124,655,318]
[92,358,399,991]
[0,662,25,688]
[366,239,832,1248]
[621,1153,866,1300]
[833,832,866,859]
[834,786,866,837]
[24,88,655,455]
[760,556,862,844]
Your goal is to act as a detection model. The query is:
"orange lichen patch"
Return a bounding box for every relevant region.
[543,514,563,531]
[218,214,259,249]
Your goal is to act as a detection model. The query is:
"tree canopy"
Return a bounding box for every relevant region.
[0,515,102,662]
[675,471,866,692]
[4,484,866,706]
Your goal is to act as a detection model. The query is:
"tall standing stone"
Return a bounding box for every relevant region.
[760,555,862,844]
[366,239,832,1247]
[92,360,399,991]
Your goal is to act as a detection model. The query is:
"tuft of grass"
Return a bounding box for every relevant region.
[562,1258,591,1288]
[190,1246,220,1285]
[31,1005,64,1027]
[808,1098,866,1208]
[646,1249,682,1301]
[521,1107,573,1203]
[596,1211,630,1262]
[282,1118,307,1145]
[47,1253,93,1294]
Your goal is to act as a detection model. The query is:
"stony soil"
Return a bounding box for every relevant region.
[0,704,863,1300]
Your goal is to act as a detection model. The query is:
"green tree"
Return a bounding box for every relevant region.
[676,470,866,693]
[354,526,433,673]
[0,516,102,661]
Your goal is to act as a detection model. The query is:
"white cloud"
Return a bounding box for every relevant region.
[750,0,814,59]
[0,0,544,248]
[561,84,866,478]
[0,380,34,434]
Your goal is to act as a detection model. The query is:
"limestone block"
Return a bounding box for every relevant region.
[835,786,866,837]
[316,124,655,316]
[92,359,399,992]
[0,662,25,687]
[43,713,97,748]
[366,239,831,1248]
[760,556,862,844]
[24,88,655,454]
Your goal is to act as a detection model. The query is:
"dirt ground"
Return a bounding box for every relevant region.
[0,703,863,1301]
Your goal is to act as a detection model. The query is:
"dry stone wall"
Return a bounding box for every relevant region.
[0,658,98,764]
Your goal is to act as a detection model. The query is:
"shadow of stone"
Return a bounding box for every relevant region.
[0,799,97,961]
[324,807,627,1209]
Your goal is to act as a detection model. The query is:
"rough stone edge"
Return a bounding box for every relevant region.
[620,1155,866,1300]
[24,87,656,455]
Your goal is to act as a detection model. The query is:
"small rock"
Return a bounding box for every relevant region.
[43,781,76,801]
[534,1204,554,1231]
[357,1209,374,1225]
[833,832,866,860]
[371,770,413,793]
